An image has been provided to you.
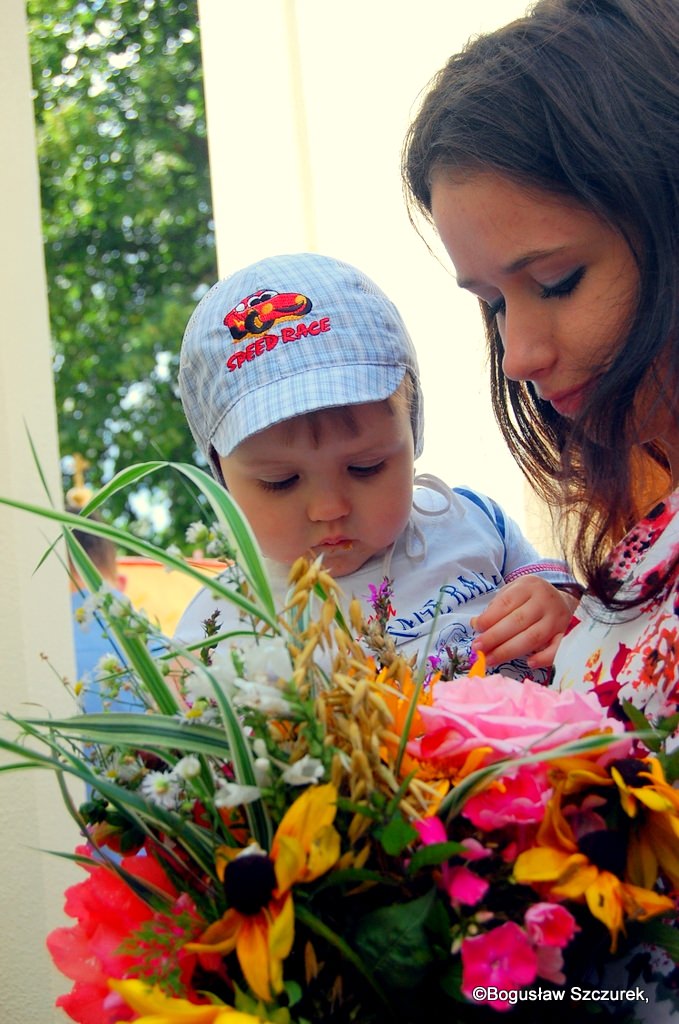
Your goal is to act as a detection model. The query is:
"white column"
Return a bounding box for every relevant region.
[0,2,80,1020]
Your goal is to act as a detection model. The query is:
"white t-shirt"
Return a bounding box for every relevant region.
[175,479,574,681]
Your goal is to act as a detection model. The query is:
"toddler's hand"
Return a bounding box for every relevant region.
[471,576,579,669]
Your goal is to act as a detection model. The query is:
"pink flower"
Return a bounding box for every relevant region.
[408,675,629,769]
[462,921,538,1010]
[413,816,446,845]
[535,945,567,985]
[524,902,579,948]
[413,819,491,908]
[46,845,200,1024]
[445,864,489,906]
[462,764,551,831]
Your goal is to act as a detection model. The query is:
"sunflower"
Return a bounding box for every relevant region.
[187,783,340,1002]
[610,755,679,891]
[513,772,674,952]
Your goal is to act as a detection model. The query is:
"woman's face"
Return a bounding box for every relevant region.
[430,171,639,418]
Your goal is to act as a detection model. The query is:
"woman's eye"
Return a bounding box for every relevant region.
[540,266,585,300]
[350,462,386,478]
[258,476,298,492]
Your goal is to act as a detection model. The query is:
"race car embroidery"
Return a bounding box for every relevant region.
[224,288,312,342]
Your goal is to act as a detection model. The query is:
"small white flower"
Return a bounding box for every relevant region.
[173,755,201,781]
[95,653,123,677]
[281,755,325,786]
[252,738,268,759]
[177,700,219,726]
[141,770,181,809]
[74,587,110,627]
[213,779,261,809]
[254,757,272,787]
[233,680,292,717]
[243,637,291,681]
[165,544,182,561]
[185,521,210,546]
[182,666,216,703]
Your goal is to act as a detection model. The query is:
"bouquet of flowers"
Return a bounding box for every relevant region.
[1,462,678,1024]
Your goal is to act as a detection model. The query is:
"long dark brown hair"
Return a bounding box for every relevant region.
[402,0,679,606]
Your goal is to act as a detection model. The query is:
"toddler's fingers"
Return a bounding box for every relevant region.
[526,634,564,669]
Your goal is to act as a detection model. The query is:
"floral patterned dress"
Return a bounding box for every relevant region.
[553,488,679,728]
[552,489,679,1014]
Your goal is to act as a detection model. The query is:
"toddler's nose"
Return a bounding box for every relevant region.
[307,486,351,523]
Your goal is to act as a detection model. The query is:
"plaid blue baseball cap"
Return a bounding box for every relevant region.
[179,252,424,480]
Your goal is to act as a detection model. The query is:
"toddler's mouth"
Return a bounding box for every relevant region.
[317,537,354,550]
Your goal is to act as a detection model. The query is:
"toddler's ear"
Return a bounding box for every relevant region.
[117,573,128,593]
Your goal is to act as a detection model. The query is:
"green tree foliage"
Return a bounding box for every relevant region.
[28,0,218,544]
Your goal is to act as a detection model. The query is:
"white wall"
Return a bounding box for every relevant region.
[196,0,554,548]
[0,2,80,1020]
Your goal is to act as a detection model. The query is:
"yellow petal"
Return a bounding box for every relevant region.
[268,893,295,994]
[626,833,659,891]
[513,846,575,884]
[236,912,275,1003]
[185,909,240,955]
[275,783,338,852]
[646,817,679,889]
[274,833,306,893]
[584,871,624,952]
[110,979,219,1021]
[621,882,675,923]
[306,824,341,881]
[468,651,487,676]
[635,788,675,813]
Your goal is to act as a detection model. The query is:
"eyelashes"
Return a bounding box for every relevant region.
[257,462,387,493]
[486,266,586,319]
[539,265,586,300]
[258,477,298,493]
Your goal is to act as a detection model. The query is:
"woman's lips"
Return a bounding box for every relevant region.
[543,381,594,417]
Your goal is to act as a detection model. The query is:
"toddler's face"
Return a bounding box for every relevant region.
[219,397,415,576]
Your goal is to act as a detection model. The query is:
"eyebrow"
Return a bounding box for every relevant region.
[457,246,569,290]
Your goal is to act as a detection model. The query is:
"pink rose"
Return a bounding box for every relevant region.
[462,764,551,831]
[408,675,629,769]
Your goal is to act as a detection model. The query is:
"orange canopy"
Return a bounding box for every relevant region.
[116,556,224,636]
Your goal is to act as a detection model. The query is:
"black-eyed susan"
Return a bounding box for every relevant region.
[513,781,674,951]
[187,783,340,1002]
[610,756,679,891]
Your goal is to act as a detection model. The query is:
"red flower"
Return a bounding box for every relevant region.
[46,845,200,1024]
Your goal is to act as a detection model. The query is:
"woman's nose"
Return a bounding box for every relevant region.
[306,484,351,523]
[499,304,554,383]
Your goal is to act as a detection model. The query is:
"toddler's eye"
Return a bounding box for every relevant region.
[350,462,386,478]
[258,476,298,492]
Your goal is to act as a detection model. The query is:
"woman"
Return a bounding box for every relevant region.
[402,0,678,1011]
[402,0,679,727]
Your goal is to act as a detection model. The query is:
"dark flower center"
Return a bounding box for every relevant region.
[223,851,277,915]
[609,758,649,787]
[578,829,627,878]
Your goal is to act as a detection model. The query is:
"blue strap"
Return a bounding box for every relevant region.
[452,486,507,574]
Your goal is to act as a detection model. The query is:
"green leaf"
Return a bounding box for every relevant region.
[375,815,419,856]
[638,920,679,962]
[407,840,466,874]
[353,889,439,991]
